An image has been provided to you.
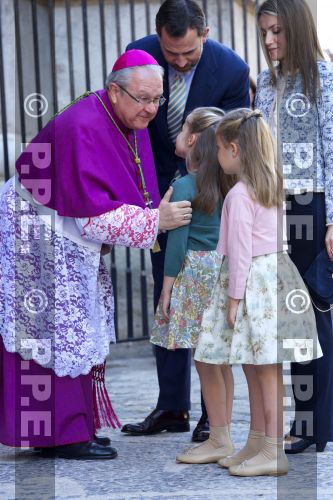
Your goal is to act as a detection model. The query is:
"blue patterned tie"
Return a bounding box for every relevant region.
[167,73,187,144]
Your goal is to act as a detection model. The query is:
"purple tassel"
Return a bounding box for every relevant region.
[92,361,121,430]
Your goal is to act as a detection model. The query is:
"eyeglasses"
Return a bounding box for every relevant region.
[117,85,166,107]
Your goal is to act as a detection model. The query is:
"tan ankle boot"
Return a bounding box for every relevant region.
[218,429,265,468]
[229,436,288,477]
[176,425,234,464]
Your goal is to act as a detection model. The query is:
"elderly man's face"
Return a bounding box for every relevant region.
[159,27,209,73]
[108,68,163,129]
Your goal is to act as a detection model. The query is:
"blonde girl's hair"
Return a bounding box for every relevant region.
[256,0,324,101]
[185,107,235,215]
[216,108,283,208]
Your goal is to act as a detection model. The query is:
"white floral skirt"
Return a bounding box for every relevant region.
[150,250,221,350]
[194,252,322,365]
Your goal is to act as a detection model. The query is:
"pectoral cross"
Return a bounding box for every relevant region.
[144,193,153,208]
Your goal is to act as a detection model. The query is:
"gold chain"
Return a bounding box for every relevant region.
[89,91,153,208]
[53,90,153,208]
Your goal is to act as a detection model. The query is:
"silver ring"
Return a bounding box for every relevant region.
[183,214,187,220]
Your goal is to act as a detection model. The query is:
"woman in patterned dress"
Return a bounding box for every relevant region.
[255,0,333,454]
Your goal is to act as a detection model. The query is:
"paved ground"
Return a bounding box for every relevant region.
[0,342,332,500]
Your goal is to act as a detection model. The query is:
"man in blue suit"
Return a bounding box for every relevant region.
[122,0,250,441]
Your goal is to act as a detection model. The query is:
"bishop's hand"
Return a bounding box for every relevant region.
[158,186,192,231]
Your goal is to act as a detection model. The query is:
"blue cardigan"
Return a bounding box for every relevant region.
[164,174,221,277]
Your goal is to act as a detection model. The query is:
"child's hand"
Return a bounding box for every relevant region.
[161,288,172,320]
[227,297,240,329]
[161,276,176,321]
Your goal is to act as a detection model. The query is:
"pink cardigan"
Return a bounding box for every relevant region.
[217,181,283,299]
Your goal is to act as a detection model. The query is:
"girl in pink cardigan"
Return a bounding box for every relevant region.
[176,108,322,477]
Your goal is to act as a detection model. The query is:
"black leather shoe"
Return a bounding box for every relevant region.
[40,441,118,459]
[94,434,111,446]
[285,438,327,454]
[192,414,210,442]
[121,409,190,435]
[34,434,111,452]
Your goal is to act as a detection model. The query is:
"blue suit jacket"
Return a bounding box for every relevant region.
[127,35,250,196]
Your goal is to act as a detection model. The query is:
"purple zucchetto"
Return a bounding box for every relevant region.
[112,49,159,72]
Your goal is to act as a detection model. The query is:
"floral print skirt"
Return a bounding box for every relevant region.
[150,250,222,350]
[194,252,322,365]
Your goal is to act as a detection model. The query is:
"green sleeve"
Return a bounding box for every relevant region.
[164,179,191,277]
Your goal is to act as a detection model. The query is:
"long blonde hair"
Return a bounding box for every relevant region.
[256,0,324,101]
[216,108,283,208]
[185,107,234,215]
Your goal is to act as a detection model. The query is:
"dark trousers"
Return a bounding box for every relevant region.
[151,232,207,414]
[287,193,333,442]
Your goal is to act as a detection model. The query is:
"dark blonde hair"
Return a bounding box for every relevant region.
[256,0,324,101]
[216,108,283,208]
[185,107,233,215]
